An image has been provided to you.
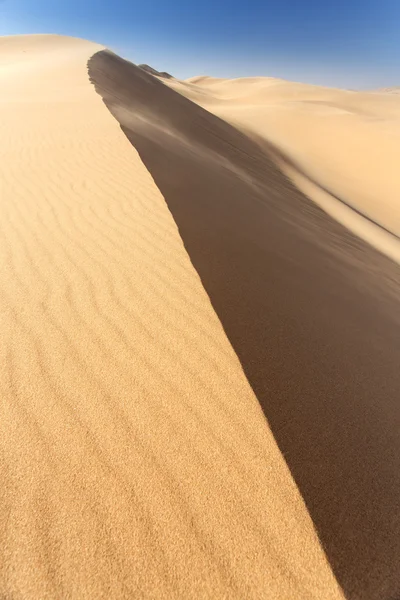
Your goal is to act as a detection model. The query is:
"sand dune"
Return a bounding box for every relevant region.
[1,34,399,600]
[89,52,400,600]
[374,86,400,94]
[138,64,172,79]
[167,75,400,263]
[0,35,344,599]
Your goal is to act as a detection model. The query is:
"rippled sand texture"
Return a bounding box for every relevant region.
[0,36,344,599]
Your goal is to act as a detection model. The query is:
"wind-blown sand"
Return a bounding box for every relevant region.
[1,34,399,600]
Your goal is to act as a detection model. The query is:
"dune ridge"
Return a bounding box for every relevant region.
[0,35,345,599]
[88,49,400,600]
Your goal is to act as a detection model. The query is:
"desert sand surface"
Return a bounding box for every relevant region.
[0,35,344,600]
[1,34,399,600]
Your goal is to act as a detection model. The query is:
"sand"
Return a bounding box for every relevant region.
[0,35,344,599]
[167,75,400,263]
[1,34,399,600]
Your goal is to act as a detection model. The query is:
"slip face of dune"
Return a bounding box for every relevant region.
[0,35,345,599]
[89,50,400,600]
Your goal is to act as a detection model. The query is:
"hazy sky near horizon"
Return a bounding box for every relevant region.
[0,0,398,88]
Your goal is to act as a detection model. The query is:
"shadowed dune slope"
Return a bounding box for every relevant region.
[1,35,344,600]
[88,49,400,600]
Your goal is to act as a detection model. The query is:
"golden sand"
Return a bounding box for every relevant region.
[1,34,400,600]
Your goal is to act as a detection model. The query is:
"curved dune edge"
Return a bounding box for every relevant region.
[166,75,400,264]
[0,36,344,599]
[88,49,400,600]
[251,136,400,265]
[282,164,400,264]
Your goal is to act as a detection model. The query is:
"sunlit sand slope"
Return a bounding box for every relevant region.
[0,36,344,599]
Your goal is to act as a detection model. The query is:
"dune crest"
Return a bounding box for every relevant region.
[2,33,400,600]
[0,35,344,599]
[89,49,400,600]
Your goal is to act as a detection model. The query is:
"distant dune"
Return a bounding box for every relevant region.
[138,63,173,79]
[374,86,400,94]
[167,74,400,263]
[1,34,399,600]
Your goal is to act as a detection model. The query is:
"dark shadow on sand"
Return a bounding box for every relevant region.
[88,50,400,600]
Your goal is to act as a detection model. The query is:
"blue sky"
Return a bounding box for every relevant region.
[1,0,398,88]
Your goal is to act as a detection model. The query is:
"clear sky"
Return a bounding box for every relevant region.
[0,0,398,88]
